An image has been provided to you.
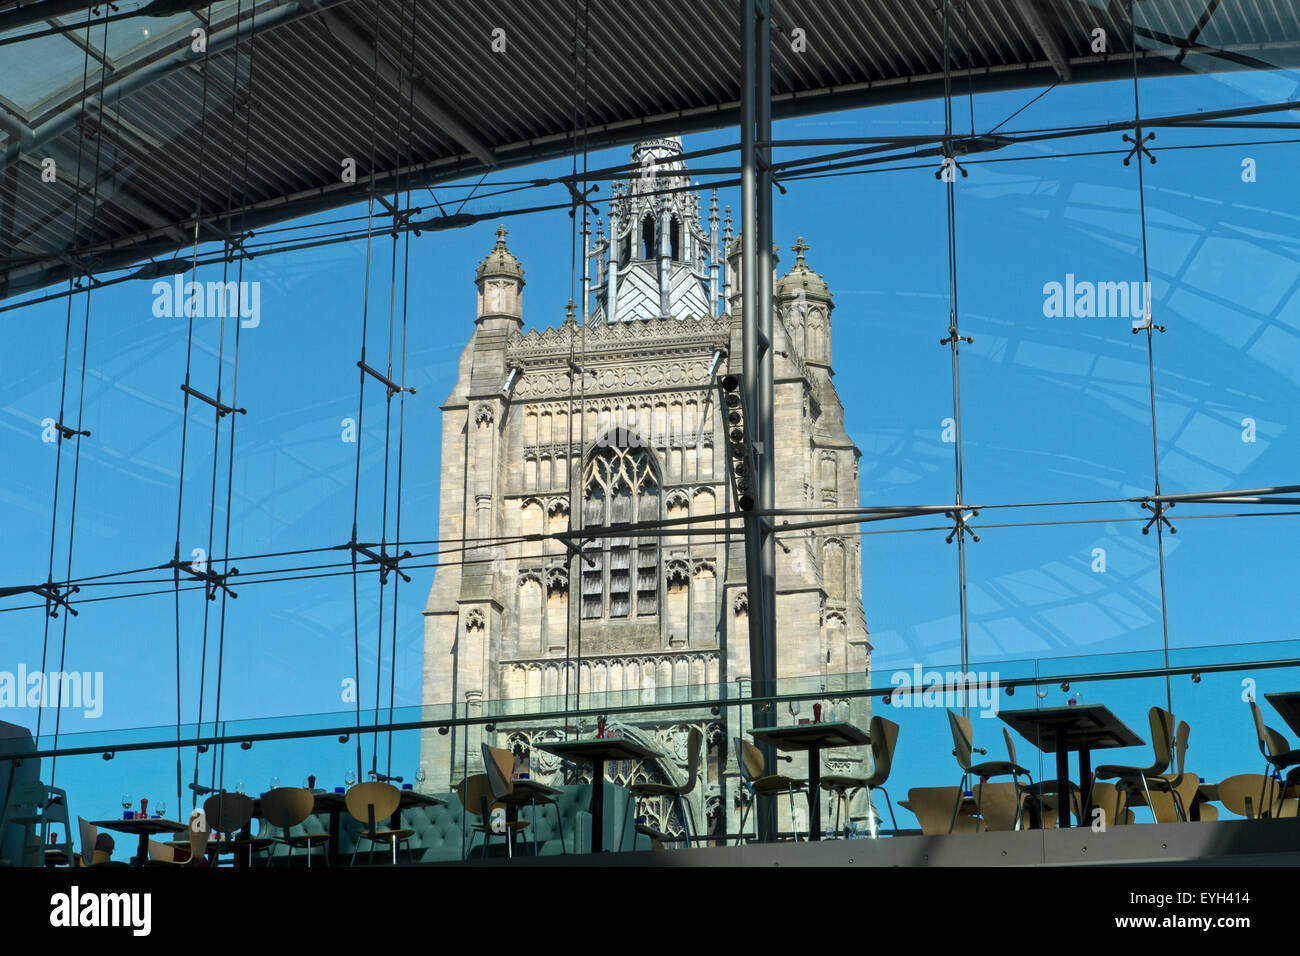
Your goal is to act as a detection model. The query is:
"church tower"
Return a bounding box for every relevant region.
[422,137,869,841]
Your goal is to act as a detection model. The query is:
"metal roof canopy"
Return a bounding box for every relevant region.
[3,0,1300,300]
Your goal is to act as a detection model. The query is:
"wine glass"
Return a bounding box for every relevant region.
[415,766,427,791]
[269,776,280,791]
[345,769,356,788]
[235,781,246,795]
[121,793,132,819]
[156,800,166,820]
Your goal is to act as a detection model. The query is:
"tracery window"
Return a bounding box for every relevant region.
[581,440,660,620]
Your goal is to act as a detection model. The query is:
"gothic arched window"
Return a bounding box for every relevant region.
[581,439,660,620]
[641,213,656,260]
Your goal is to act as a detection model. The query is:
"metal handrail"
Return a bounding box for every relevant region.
[6,650,1299,761]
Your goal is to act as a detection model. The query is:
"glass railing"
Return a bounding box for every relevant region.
[4,636,1299,863]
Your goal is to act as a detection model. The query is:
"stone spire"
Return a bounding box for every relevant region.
[475,223,524,329]
[595,137,713,323]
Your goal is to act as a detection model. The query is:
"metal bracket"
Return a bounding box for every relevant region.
[343,537,412,585]
[1123,129,1156,165]
[940,325,973,347]
[358,360,416,399]
[167,556,239,600]
[0,580,81,617]
[944,508,980,544]
[181,383,246,418]
[53,420,91,441]
[565,182,601,218]
[1140,499,1176,535]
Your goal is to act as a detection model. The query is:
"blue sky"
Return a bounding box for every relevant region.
[4,63,1300,826]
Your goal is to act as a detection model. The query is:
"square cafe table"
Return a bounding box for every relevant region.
[1265,692,1300,737]
[532,737,663,852]
[747,721,871,841]
[90,817,189,865]
[251,788,445,865]
[999,705,1144,828]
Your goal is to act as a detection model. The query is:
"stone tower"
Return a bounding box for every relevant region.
[421,137,870,839]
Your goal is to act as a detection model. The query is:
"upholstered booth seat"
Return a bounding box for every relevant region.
[252,781,649,864]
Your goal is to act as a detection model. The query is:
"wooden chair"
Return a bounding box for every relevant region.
[1217,773,1298,819]
[458,773,525,859]
[972,781,1025,831]
[260,787,329,867]
[820,715,900,838]
[76,817,125,867]
[203,792,270,866]
[147,811,209,866]
[345,782,413,865]
[1088,707,1176,824]
[1120,719,1192,823]
[1249,698,1300,814]
[947,710,1033,832]
[482,744,565,856]
[621,728,701,850]
[734,738,807,843]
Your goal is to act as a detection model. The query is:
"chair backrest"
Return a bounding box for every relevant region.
[4,780,47,817]
[147,839,175,863]
[260,787,314,831]
[481,744,516,802]
[1170,720,1191,782]
[1002,728,1018,767]
[735,739,766,782]
[77,817,97,864]
[345,782,400,832]
[947,710,975,772]
[457,774,498,820]
[187,810,210,861]
[865,716,900,787]
[1217,773,1275,819]
[1090,782,1129,828]
[203,792,254,834]
[1145,707,1176,774]
[973,781,1023,832]
[906,786,980,835]
[681,727,703,794]
[1248,699,1290,759]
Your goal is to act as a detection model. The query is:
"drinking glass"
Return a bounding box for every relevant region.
[156,801,166,819]
[269,776,280,790]
[345,770,356,788]
[415,767,427,791]
[121,794,132,819]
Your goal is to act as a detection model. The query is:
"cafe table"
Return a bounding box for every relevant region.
[747,721,871,841]
[532,737,663,852]
[1000,705,1144,828]
[90,817,189,866]
[1265,691,1300,737]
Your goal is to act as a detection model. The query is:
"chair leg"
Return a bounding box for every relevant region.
[738,796,752,845]
[1140,776,1157,824]
[530,798,540,857]
[787,785,800,842]
[391,837,397,865]
[553,801,566,855]
[949,774,968,834]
